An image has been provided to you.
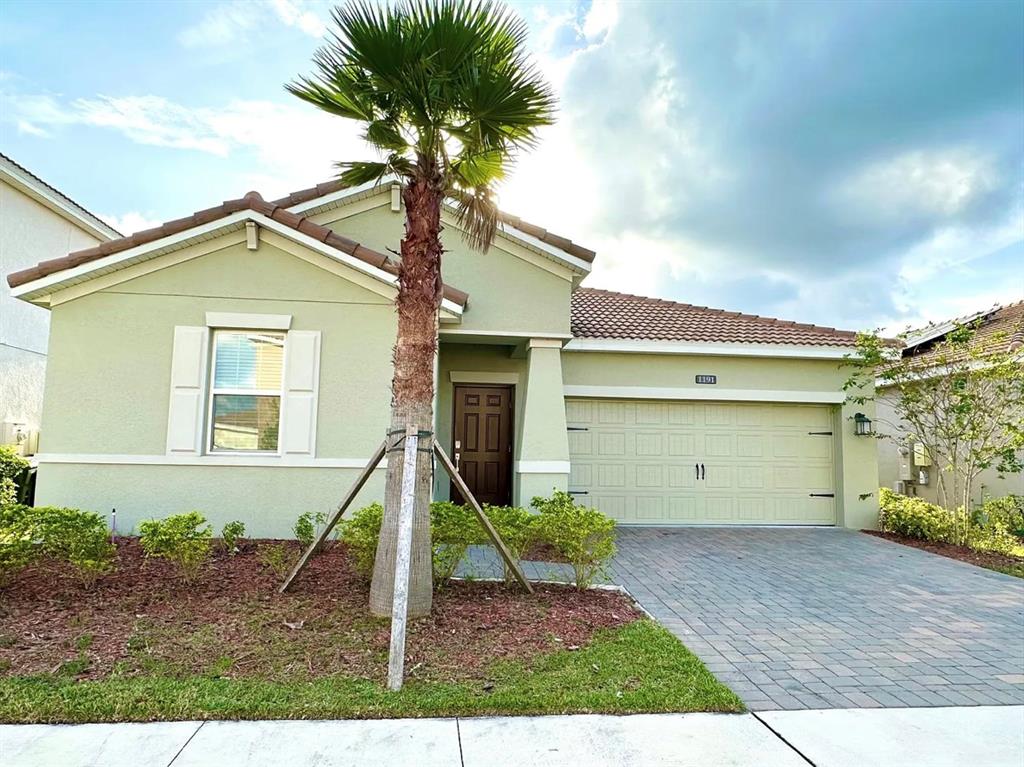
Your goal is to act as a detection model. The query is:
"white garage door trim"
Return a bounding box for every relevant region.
[564,385,845,404]
[566,398,838,526]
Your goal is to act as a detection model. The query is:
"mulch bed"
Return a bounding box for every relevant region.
[864,530,1024,574]
[0,540,640,685]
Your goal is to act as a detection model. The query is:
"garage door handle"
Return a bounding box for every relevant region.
[569,490,589,496]
[809,493,835,498]
[701,463,705,480]
[695,463,699,480]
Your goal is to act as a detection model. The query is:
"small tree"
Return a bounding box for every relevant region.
[845,320,1024,543]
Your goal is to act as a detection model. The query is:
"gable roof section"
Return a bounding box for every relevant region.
[902,300,1024,365]
[1,152,120,241]
[7,190,468,309]
[570,288,859,348]
[276,178,596,271]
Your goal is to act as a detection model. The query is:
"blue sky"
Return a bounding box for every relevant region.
[2,0,1022,333]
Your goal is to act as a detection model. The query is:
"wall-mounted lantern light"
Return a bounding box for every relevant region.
[854,412,873,436]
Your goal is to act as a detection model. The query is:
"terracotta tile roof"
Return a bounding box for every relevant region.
[570,287,859,347]
[275,180,596,264]
[903,300,1024,365]
[6,191,468,307]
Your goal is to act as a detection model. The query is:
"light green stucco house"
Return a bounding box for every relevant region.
[6,180,878,536]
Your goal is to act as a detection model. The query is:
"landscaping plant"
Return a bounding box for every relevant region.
[845,322,1024,540]
[429,501,483,584]
[27,506,115,589]
[339,502,384,577]
[0,447,29,507]
[483,505,537,584]
[0,505,35,589]
[138,511,212,583]
[221,520,246,555]
[258,542,299,579]
[289,0,555,618]
[293,511,327,551]
[532,491,616,590]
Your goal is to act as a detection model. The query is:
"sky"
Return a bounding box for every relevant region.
[1,0,1022,334]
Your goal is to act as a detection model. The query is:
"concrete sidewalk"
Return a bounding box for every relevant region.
[3,706,1022,767]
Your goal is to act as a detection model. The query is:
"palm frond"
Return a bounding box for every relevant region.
[452,183,500,253]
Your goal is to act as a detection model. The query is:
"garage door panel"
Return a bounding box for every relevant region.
[566,398,836,526]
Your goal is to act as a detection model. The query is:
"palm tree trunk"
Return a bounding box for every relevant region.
[369,169,444,618]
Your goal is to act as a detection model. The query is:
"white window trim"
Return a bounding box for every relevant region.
[207,329,287,455]
[206,312,292,330]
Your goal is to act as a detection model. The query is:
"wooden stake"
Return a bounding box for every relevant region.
[387,425,419,691]
[433,440,534,594]
[279,439,387,593]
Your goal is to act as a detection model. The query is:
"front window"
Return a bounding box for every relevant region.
[208,330,285,452]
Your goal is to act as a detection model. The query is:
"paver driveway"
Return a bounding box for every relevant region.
[606,528,1024,711]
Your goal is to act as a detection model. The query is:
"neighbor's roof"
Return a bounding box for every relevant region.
[6,190,468,307]
[570,288,859,347]
[275,179,596,264]
[902,300,1024,365]
[0,152,120,241]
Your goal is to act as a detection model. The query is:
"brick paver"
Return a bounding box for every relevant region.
[462,527,1024,710]
[606,528,1024,710]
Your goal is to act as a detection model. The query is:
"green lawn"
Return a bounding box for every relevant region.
[0,620,743,723]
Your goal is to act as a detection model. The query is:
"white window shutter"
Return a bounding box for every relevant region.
[166,326,209,455]
[282,330,321,455]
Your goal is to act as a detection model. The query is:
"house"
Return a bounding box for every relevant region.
[0,153,119,453]
[877,301,1024,507]
[5,180,878,536]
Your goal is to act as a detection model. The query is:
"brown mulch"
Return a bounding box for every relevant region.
[522,541,570,563]
[864,530,1024,572]
[0,540,640,684]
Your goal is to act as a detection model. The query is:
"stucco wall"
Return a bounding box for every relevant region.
[314,201,573,335]
[0,179,102,429]
[876,391,1023,508]
[35,235,395,536]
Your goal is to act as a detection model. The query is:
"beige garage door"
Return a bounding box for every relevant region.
[566,399,836,525]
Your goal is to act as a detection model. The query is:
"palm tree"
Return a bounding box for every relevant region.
[288,0,555,617]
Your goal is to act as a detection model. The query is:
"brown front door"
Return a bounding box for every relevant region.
[451,384,513,506]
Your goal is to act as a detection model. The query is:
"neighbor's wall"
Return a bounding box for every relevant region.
[0,179,103,434]
[35,236,396,536]
[312,198,573,336]
[561,351,880,529]
[876,390,1023,508]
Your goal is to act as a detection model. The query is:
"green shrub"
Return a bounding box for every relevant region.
[0,477,17,508]
[221,520,246,554]
[338,502,383,577]
[0,447,29,506]
[877,488,958,542]
[430,501,482,583]
[294,511,327,550]
[483,504,537,584]
[532,491,616,589]
[0,505,35,588]
[258,542,298,578]
[139,512,212,583]
[25,506,115,588]
[976,495,1024,539]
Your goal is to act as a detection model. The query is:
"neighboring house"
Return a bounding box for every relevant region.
[877,301,1024,507]
[5,180,878,536]
[0,153,119,452]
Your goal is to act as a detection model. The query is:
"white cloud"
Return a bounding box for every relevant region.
[178,0,325,48]
[834,149,1001,223]
[99,211,164,236]
[3,90,373,199]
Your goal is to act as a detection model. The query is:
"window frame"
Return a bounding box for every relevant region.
[206,328,287,455]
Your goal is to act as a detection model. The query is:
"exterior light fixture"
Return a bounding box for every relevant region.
[854,412,873,436]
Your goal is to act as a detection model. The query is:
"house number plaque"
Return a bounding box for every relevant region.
[695,374,717,385]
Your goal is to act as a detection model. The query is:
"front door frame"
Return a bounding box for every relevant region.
[450,383,515,506]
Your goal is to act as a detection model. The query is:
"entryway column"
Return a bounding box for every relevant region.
[515,338,570,506]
